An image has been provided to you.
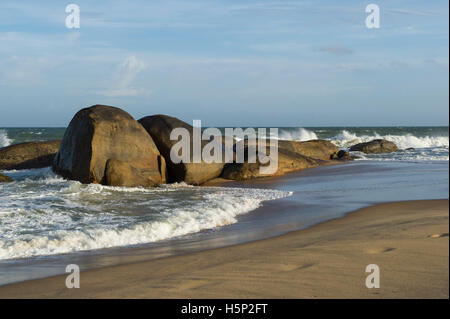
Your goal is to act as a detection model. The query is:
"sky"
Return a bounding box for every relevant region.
[0,0,448,127]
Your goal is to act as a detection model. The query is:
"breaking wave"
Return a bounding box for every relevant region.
[0,168,292,260]
[330,130,449,150]
[277,128,318,141]
[0,129,12,148]
[271,127,448,162]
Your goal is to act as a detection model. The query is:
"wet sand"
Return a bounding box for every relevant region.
[0,199,447,298]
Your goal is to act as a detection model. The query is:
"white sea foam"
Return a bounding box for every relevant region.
[328,130,449,162]
[277,128,318,141]
[0,129,12,147]
[353,152,449,163]
[0,170,292,260]
[330,130,449,149]
[271,128,448,162]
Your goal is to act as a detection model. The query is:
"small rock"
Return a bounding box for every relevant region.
[349,139,398,154]
[0,172,13,183]
[330,150,352,161]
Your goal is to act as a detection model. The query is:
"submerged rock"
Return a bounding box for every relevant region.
[222,138,346,180]
[53,105,166,186]
[221,148,322,180]
[0,172,13,183]
[139,115,224,185]
[240,139,339,160]
[0,140,61,170]
[330,150,353,161]
[349,139,398,154]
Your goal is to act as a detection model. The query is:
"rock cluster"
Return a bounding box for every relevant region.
[2,105,400,186]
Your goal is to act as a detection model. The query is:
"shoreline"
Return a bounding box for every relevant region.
[0,160,448,290]
[0,199,448,298]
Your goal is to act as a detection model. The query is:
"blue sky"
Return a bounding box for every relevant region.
[0,0,448,127]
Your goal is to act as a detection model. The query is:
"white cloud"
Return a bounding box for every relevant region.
[0,56,55,86]
[386,9,442,17]
[98,87,150,98]
[96,56,151,97]
[117,56,146,88]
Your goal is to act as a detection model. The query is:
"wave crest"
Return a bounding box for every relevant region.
[0,129,12,148]
[278,128,318,141]
[330,130,449,149]
[0,174,292,260]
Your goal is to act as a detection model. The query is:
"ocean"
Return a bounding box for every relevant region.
[0,126,448,284]
[2,126,448,162]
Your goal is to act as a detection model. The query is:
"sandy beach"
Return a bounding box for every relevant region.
[0,199,447,299]
[0,0,448,305]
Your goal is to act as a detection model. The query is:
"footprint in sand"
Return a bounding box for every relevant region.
[177,279,216,291]
[428,233,449,238]
[279,263,315,272]
[366,247,396,254]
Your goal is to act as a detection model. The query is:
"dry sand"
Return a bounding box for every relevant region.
[0,199,448,299]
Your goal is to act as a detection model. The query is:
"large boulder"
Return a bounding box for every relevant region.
[282,140,339,160]
[104,159,163,187]
[138,115,224,185]
[349,139,398,154]
[53,105,166,186]
[221,148,321,180]
[0,141,61,170]
[222,138,346,180]
[0,172,13,183]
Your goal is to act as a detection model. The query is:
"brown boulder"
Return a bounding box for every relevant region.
[279,139,339,160]
[53,105,166,186]
[104,159,162,187]
[242,139,339,160]
[223,138,342,180]
[138,115,224,185]
[0,140,61,170]
[0,172,13,183]
[221,148,321,180]
[349,139,398,154]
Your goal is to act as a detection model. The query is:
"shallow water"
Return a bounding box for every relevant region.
[0,168,291,260]
[0,160,447,286]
